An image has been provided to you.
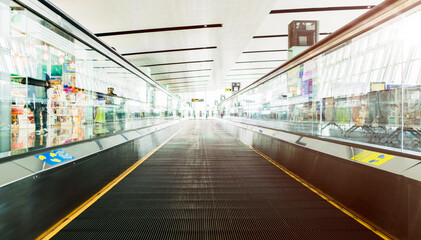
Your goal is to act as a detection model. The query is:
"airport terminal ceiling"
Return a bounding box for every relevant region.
[49,0,383,95]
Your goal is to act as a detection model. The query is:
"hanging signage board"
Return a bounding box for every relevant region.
[232,82,240,92]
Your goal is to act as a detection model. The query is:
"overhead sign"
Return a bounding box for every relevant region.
[192,99,204,102]
[351,151,395,166]
[370,82,386,92]
[232,82,240,92]
[35,149,75,166]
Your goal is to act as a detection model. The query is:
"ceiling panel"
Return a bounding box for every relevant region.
[230,67,275,72]
[100,28,221,54]
[146,62,214,74]
[50,0,385,98]
[126,49,216,67]
[243,38,289,55]
[50,0,224,32]
[236,52,288,62]
[151,69,212,78]
[51,0,280,93]
[233,61,284,69]
[157,75,211,82]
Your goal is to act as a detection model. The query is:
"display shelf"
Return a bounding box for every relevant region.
[47,84,86,126]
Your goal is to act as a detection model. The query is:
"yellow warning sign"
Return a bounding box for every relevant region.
[264,130,275,135]
[351,151,395,166]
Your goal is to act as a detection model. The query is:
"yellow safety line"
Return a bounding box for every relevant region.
[36,126,185,240]
[228,133,392,240]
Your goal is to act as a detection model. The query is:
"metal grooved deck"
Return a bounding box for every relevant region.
[52,120,381,240]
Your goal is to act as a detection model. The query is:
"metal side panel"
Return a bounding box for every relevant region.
[121,131,142,141]
[402,163,421,181]
[407,177,421,240]
[402,161,421,239]
[217,120,420,240]
[97,135,127,150]
[0,162,34,186]
[60,141,102,159]
[11,155,42,174]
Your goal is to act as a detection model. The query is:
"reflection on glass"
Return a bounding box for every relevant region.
[222,6,421,154]
[1,1,187,159]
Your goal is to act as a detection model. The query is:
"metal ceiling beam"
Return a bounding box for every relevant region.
[270,6,376,14]
[224,78,258,81]
[231,67,274,71]
[156,75,210,81]
[168,86,207,90]
[122,46,217,56]
[152,69,212,76]
[236,60,286,64]
[164,80,209,85]
[227,73,266,76]
[141,60,213,67]
[171,84,206,87]
[96,24,223,37]
[253,32,331,39]
[170,86,204,89]
[172,89,203,93]
[243,49,287,54]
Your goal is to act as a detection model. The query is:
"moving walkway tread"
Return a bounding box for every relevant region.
[52,120,381,240]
